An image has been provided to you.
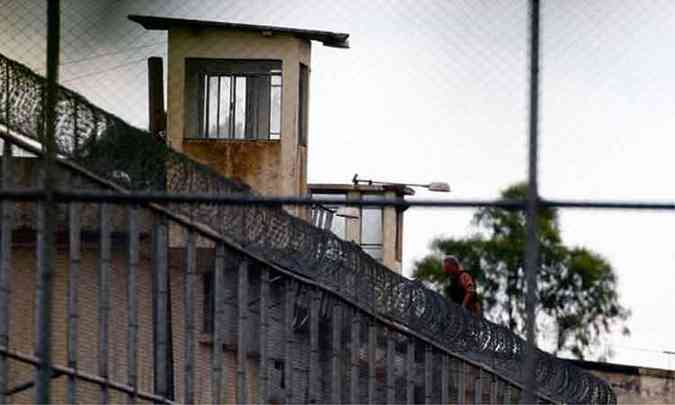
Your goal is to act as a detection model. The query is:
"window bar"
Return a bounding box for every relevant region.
[183,228,196,405]
[216,76,221,139]
[153,218,169,399]
[98,203,112,404]
[212,242,226,404]
[350,309,360,404]
[425,345,432,404]
[441,354,449,405]
[309,288,320,403]
[66,176,80,404]
[127,205,139,404]
[458,361,466,404]
[367,321,376,404]
[258,268,270,403]
[230,77,236,139]
[0,140,14,405]
[386,330,394,404]
[204,76,210,138]
[284,279,294,404]
[331,301,342,404]
[237,259,249,404]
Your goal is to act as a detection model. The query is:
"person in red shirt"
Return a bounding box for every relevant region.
[442,256,481,316]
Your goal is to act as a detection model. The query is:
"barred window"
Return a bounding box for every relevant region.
[185,59,282,140]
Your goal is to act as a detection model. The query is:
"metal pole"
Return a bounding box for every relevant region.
[183,228,195,405]
[0,140,14,404]
[350,310,360,404]
[212,242,225,404]
[386,330,395,404]
[34,0,59,402]
[258,269,270,403]
[309,288,320,403]
[128,206,139,403]
[523,0,541,403]
[67,177,80,404]
[98,203,112,404]
[284,279,294,404]
[236,259,249,404]
[331,302,342,404]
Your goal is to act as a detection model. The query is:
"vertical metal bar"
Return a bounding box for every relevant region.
[35,1,60,402]
[523,0,541,403]
[204,76,210,138]
[504,383,512,405]
[0,141,14,404]
[98,203,112,404]
[127,206,139,403]
[309,288,320,403]
[475,367,482,405]
[153,219,169,399]
[386,331,394,404]
[458,361,466,404]
[212,242,225,404]
[368,321,376,404]
[441,354,449,405]
[216,76,221,137]
[284,279,294,404]
[258,269,269,403]
[183,228,195,404]
[425,346,432,404]
[66,177,80,404]
[490,375,498,405]
[350,310,360,404]
[237,259,249,404]
[331,301,342,404]
[406,339,414,404]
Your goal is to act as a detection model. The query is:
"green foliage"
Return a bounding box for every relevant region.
[412,182,630,359]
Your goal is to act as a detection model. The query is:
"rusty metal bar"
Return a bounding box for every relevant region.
[98,203,112,404]
[386,331,394,404]
[368,321,376,404]
[0,140,14,404]
[258,268,270,403]
[212,242,225,404]
[34,0,60,401]
[331,301,342,404]
[350,310,360,404]
[309,288,320,403]
[425,345,432,404]
[284,279,294,404]
[127,206,139,403]
[406,339,414,404]
[67,176,80,404]
[237,259,249,404]
[183,228,195,404]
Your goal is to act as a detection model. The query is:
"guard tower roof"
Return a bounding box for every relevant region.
[128,14,350,49]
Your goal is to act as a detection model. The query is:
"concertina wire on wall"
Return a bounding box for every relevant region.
[0,52,615,405]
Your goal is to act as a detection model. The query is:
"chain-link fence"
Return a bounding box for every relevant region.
[2,1,675,404]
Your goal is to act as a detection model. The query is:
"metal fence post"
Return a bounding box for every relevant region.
[152,218,169,400]
[368,321,376,404]
[331,301,342,404]
[284,279,294,404]
[309,288,320,403]
[237,259,249,404]
[98,203,112,403]
[66,176,80,404]
[258,268,270,403]
[34,0,60,402]
[212,242,225,404]
[183,228,195,405]
[0,140,14,404]
[127,206,139,403]
[386,331,394,404]
[350,309,360,404]
[523,0,541,403]
[406,338,414,404]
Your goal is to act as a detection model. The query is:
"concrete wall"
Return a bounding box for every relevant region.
[167,28,311,198]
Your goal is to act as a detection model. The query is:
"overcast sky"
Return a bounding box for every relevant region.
[2,0,675,369]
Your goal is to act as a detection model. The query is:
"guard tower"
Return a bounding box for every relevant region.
[129,15,349,197]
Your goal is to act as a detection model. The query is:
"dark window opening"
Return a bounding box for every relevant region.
[185,59,282,140]
[298,63,309,146]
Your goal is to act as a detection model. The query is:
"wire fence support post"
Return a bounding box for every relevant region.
[523,0,541,403]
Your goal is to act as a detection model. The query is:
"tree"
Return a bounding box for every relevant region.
[412,182,630,359]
